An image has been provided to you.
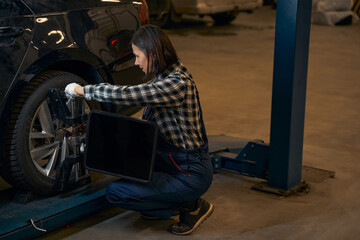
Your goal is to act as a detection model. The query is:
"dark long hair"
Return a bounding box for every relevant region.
[131,24,178,76]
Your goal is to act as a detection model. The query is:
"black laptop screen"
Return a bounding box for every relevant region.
[85,110,158,182]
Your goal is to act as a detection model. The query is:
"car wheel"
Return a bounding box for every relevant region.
[211,12,239,25]
[1,71,92,195]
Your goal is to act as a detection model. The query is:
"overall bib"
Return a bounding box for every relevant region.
[106,89,213,220]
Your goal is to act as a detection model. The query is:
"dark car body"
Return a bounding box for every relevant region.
[0,0,148,194]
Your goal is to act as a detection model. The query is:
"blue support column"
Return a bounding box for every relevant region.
[268,0,312,190]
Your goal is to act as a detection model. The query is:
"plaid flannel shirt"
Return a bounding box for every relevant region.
[84,61,205,150]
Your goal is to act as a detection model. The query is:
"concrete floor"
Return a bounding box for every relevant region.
[40,6,360,240]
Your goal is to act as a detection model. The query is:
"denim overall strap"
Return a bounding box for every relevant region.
[194,83,208,146]
[142,105,153,121]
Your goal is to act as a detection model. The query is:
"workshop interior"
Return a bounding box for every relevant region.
[0,0,359,239]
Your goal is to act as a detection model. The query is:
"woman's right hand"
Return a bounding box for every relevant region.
[65,83,84,98]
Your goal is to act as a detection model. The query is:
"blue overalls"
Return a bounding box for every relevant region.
[106,104,213,219]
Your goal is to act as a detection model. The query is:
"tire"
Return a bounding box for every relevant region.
[1,71,91,195]
[211,12,239,25]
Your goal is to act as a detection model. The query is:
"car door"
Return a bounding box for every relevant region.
[0,0,35,107]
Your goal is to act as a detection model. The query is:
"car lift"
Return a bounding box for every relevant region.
[0,0,319,239]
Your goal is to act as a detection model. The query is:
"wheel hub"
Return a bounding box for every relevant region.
[55,128,66,141]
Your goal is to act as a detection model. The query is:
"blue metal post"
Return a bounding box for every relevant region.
[268,0,312,190]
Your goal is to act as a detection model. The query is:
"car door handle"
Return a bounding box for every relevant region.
[0,27,24,38]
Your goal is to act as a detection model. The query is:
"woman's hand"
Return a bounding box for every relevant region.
[65,83,84,99]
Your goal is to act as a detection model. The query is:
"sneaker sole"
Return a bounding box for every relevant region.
[170,203,214,235]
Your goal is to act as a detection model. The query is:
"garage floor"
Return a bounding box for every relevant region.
[38,6,360,240]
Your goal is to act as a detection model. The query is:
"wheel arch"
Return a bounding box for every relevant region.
[23,48,113,85]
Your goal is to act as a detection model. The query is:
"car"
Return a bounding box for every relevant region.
[0,0,149,195]
[147,0,263,27]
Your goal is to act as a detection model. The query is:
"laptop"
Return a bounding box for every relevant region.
[84,110,158,183]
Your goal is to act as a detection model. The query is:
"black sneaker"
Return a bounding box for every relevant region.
[169,198,214,235]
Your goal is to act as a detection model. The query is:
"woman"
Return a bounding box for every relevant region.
[65,24,214,235]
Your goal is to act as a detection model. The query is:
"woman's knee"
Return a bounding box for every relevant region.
[106,180,144,204]
[106,182,120,203]
[106,181,131,204]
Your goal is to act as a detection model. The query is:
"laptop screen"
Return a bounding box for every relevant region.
[85,110,158,183]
